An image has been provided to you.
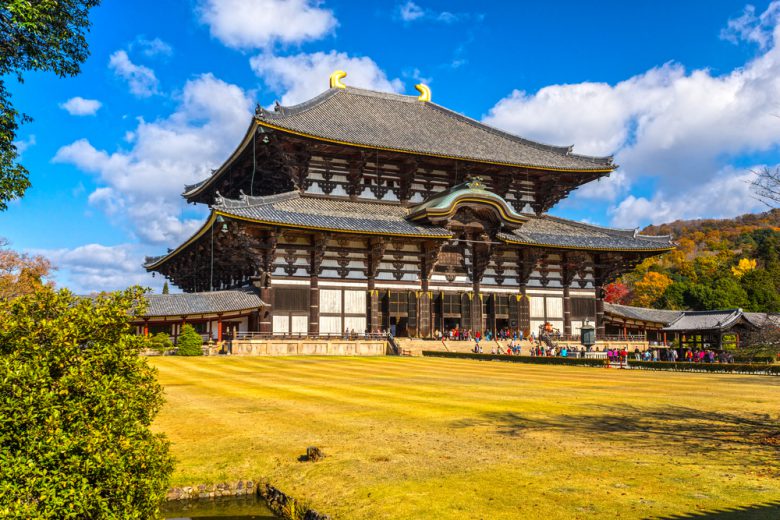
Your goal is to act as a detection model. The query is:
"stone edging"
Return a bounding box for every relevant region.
[166,479,331,520]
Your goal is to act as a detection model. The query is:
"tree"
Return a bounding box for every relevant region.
[604,281,630,304]
[751,166,780,209]
[741,269,780,312]
[162,281,169,294]
[740,320,780,362]
[176,324,203,356]
[0,287,173,518]
[632,271,673,308]
[1,0,101,210]
[0,237,53,299]
[731,257,757,278]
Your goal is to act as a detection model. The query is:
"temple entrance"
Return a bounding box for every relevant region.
[389,316,408,337]
[495,318,509,331]
[443,318,461,332]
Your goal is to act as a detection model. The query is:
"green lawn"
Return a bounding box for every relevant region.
[151,356,780,519]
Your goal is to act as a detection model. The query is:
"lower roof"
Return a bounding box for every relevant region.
[145,191,672,270]
[605,304,779,332]
[140,288,265,318]
[604,303,683,325]
[212,192,671,250]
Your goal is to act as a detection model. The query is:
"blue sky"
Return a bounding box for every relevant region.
[4,0,780,293]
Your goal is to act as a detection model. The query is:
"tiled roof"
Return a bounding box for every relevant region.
[604,303,682,325]
[214,191,452,237]
[663,310,743,331]
[498,215,674,251]
[255,87,615,171]
[142,288,265,317]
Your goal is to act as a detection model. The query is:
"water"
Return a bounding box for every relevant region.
[161,494,277,519]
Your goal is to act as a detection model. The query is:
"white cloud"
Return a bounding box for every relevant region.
[198,0,337,49]
[132,36,173,57]
[721,2,780,48]
[609,167,766,227]
[13,134,36,157]
[250,50,403,105]
[60,96,102,116]
[483,3,780,225]
[53,73,254,245]
[108,50,159,97]
[399,1,424,21]
[37,243,161,294]
[395,1,477,24]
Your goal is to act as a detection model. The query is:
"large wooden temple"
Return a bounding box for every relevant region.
[145,73,674,339]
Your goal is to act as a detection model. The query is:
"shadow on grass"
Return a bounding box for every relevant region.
[648,500,780,519]
[451,405,780,463]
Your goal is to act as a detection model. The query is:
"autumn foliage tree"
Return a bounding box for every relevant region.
[632,271,673,308]
[604,282,630,304]
[0,238,53,299]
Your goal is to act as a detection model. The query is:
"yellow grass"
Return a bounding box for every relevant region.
[151,356,780,519]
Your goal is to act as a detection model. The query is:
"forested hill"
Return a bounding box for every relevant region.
[642,209,780,241]
[605,209,780,312]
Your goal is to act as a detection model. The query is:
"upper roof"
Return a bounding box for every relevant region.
[141,288,265,318]
[255,86,615,172]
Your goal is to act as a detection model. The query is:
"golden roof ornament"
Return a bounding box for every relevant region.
[415,83,431,102]
[329,70,347,89]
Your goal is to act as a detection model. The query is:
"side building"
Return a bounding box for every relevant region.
[144,75,674,339]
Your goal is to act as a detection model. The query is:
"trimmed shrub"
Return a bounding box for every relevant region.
[149,332,173,354]
[422,351,607,367]
[421,351,780,375]
[176,324,203,356]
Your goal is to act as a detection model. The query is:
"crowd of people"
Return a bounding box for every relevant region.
[434,327,526,343]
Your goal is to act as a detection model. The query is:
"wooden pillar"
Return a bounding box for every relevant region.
[368,285,379,334]
[217,316,223,342]
[418,287,431,338]
[259,287,273,334]
[309,234,326,336]
[366,236,385,335]
[663,331,667,346]
[143,321,149,337]
[595,286,606,338]
[472,283,483,333]
[309,275,320,336]
[563,286,572,337]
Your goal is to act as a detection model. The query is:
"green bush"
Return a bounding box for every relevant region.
[421,351,780,376]
[631,361,780,375]
[176,324,203,356]
[149,332,173,354]
[733,355,776,364]
[422,351,607,367]
[0,287,173,518]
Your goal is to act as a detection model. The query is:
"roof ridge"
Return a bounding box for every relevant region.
[541,214,672,242]
[257,89,340,119]
[425,102,581,159]
[213,190,300,209]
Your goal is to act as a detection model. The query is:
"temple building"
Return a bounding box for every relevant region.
[144,73,674,340]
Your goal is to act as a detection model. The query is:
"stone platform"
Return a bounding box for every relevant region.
[228,338,388,356]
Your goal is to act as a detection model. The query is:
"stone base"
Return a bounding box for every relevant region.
[229,339,388,356]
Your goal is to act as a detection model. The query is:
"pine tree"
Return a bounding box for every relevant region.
[162,281,169,294]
